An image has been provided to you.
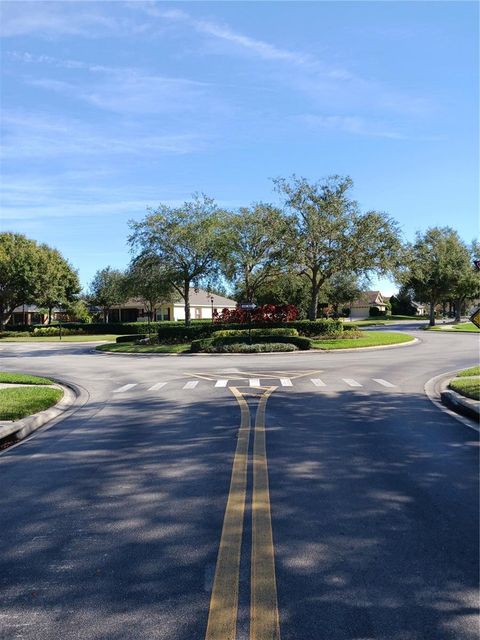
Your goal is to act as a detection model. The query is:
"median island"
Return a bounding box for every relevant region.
[0,373,63,421]
[95,320,415,354]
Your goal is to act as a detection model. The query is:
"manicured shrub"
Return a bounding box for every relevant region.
[212,327,299,338]
[369,307,387,317]
[2,324,31,333]
[0,331,30,338]
[191,335,311,352]
[33,327,85,336]
[213,304,299,323]
[204,342,298,353]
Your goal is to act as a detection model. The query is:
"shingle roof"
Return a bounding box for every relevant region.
[114,288,237,309]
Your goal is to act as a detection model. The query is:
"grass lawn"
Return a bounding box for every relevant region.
[457,366,480,377]
[96,342,191,354]
[0,387,63,421]
[449,377,480,401]
[426,322,480,333]
[312,331,415,350]
[0,334,122,342]
[0,372,53,385]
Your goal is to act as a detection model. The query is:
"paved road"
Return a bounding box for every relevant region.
[0,329,478,639]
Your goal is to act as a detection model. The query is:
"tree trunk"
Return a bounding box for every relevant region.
[48,307,52,324]
[308,287,319,321]
[454,297,462,323]
[184,281,191,326]
[429,300,436,327]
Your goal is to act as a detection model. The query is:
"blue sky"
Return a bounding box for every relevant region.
[1,1,478,294]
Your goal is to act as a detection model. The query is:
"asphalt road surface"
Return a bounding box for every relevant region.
[0,327,478,640]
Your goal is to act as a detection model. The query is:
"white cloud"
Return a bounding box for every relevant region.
[0,1,121,38]
[298,114,405,139]
[10,51,213,115]
[1,110,208,159]
[132,3,431,119]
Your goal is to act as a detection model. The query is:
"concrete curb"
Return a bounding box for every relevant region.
[440,386,480,423]
[93,336,419,357]
[0,378,80,443]
[424,370,479,433]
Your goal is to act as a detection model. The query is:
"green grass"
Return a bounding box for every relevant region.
[449,377,480,401]
[0,334,122,342]
[96,342,191,354]
[0,387,63,421]
[312,331,415,350]
[457,366,480,377]
[426,322,480,333]
[0,372,53,385]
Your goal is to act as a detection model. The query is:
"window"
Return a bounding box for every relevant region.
[194,307,202,319]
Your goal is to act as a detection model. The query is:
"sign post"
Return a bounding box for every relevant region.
[470,308,480,330]
[240,302,257,344]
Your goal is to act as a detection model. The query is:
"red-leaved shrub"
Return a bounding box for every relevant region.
[213,304,298,324]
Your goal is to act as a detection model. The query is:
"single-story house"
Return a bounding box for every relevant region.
[107,289,237,323]
[9,305,60,326]
[7,289,237,325]
[411,301,426,316]
[349,291,387,320]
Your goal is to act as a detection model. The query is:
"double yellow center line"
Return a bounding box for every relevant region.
[205,386,280,640]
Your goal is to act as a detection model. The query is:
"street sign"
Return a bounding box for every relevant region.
[474,260,480,271]
[470,307,480,329]
[240,302,256,311]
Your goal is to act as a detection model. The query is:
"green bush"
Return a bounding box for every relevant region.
[212,327,299,338]
[33,327,85,336]
[191,335,311,353]
[204,342,298,353]
[0,331,30,338]
[369,307,387,318]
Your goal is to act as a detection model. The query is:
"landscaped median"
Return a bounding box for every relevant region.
[438,366,480,424]
[0,372,63,421]
[95,321,415,354]
[424,322,480,333]
[448,366,480,401]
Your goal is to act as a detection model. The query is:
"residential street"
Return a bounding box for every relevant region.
[0,328,478,640]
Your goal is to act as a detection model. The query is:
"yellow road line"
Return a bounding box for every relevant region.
[205,387,251,640]
[251,386,281,640]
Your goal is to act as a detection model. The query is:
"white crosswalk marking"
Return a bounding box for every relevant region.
[311,378,326,387]
[183,381,199,390]
[280,378,292,387]
[373,378,396,388]
[113,384,137,393]
[148,382,167,391]
[215,379,229,387]
[342,378,363,388]
[249,378,261,387]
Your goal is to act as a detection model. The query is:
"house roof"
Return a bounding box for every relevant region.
[350,291,385,308]
[111,288,237,309]
[183,289,237,307]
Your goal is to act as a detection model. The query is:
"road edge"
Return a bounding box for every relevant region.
[0,377,83,444]
[424,370,479,433]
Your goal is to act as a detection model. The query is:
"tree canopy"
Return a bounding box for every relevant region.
[274,175,402,319]
[0,232,79,329]
[88,267,127,322]
[400,227,477,326]
[128,194,224,325]
[221,203,288,303]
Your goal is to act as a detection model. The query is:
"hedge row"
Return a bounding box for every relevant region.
[191,335,311,352]
[204,342,298,353]
[2,319,349,341]
[212,327,299,338]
